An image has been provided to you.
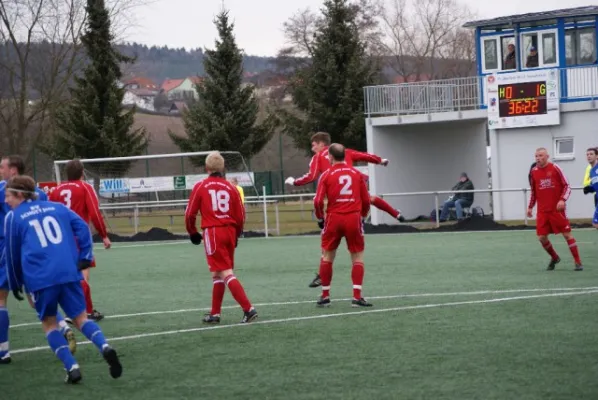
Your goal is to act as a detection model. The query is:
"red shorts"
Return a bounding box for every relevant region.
[321,213,365,253]
[536,211,571,236]
[203,226,237,272]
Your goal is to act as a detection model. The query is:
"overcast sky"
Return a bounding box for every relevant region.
[125,0,597,56]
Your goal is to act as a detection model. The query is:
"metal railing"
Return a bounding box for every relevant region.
[97,187,590,237]
[364,65,598,117]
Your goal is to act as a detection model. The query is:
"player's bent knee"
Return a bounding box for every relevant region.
[350,252,364,263]
[41,316,59,333]
[0,289,8,305]
[72,311,89,330]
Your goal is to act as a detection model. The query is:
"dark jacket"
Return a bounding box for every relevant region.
[526,53,538,68]
[452,179,474,203]
[504,51,516,69]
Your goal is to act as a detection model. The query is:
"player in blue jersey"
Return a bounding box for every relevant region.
[583,147,598,228]
[4,175,122,383]
[0,156,77,364]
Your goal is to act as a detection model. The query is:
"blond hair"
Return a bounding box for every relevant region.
[205,151,225,173]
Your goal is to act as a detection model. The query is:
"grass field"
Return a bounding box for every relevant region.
[2,229,598,399]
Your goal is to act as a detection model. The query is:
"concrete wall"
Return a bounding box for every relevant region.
[490,105,598,220]
[366,118,490,225]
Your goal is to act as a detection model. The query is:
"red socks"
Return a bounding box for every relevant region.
[224,275,252,312]
[319,260,333,298]
[371,196,399,219]
[211,278,225,315]
[541,240,559,261]
[352,262,364,299]
[81,280,93,314]
[567,238,582,264]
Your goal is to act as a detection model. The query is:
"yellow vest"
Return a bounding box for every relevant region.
[583,164,591,186]
[236,185,245,204]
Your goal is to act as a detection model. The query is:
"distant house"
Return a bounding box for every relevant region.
[392,74,433,84]
[123,77,159,93]
[123,89,156,112]
[161,76,203,100]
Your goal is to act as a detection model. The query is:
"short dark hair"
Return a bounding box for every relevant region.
[328,143,345,161]
[3,155,25,175]
[6,175,37,200]
[587,147,598,156]
[311,132,331,145]
[65,159,85,181]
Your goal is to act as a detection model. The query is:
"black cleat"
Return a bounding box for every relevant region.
[574,264,584,271]
[397,210,405,223]
[88,310,104,321]
[102,346,123,379]
[547,257,560,271]
[64,317,73,325]
[241,309,258,324]
[0,354,11,365]
[351,298,373,308]
[202,313,221,324]
[309,274,322,288]
[64,366,82,384]
[316,296,331,307]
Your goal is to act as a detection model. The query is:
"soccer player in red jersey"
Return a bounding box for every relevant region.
[50,160,111,321]
[285,132,403,288]
[313,143,372,307]
[185,152,257,324]
[527,148,583,271]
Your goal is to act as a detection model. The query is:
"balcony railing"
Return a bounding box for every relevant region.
[364,65,598,117]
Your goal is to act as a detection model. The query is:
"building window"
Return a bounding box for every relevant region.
[501,36,516,70]
[565,28,597,66]
[520,30,559,69]
[554,137,574,159]
[542,32,557,64]
[483,38,498,71]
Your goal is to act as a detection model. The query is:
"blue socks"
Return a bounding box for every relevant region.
[56,312,70,335]
[0,307,9,359]
[47,329,77,371]
[81,320,108,353]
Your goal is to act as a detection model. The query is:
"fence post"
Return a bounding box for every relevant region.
[134,205,139,234]
[300,195,305,220]
[262,186,269,238]
[434,193,440,228]
[523,188,528,225]
[275,201,280,236]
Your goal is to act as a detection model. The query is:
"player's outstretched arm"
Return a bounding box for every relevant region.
[83,182,109,244]
[346,149,386,165]
[289,153,320,186]
[185,183,203,245]
[67,207,94,264]
[4,211,24,299]
[527,175,537,216]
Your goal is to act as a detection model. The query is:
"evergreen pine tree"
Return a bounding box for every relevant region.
[45,0,148,176]
[279,0,379,152]
[169,10,276,167]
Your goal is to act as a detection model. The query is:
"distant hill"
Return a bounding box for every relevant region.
[116,42,277,83]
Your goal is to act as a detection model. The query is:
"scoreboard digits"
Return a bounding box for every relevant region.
[497,81,547,117]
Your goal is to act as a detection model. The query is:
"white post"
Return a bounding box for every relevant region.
[523,188,528,225]
[54,163,62,184]
[134,205,139,234]
[275,201,280,236]
[434,193,440,228]
[262,186,269,238]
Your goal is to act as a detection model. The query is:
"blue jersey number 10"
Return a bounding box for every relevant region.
[29,216,63,248]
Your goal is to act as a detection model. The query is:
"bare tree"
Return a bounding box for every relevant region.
[0,0,148,166]
[276,0,385,73]
[381,0,475,81]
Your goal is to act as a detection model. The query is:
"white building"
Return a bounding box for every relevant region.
[364,6,598,224]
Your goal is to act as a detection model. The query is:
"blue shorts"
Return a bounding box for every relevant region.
[593,205,598,225]
[0,253,8,291]
[31,282,86,320]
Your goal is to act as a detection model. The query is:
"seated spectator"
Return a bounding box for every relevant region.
[504,44,516,69]
[526,47,538,68]
[439,173,474,222]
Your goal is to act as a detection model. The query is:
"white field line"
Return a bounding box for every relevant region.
[10,286,598,329]
[11,289,598,355]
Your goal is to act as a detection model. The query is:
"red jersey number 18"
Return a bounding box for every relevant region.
[208,189,230,213]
